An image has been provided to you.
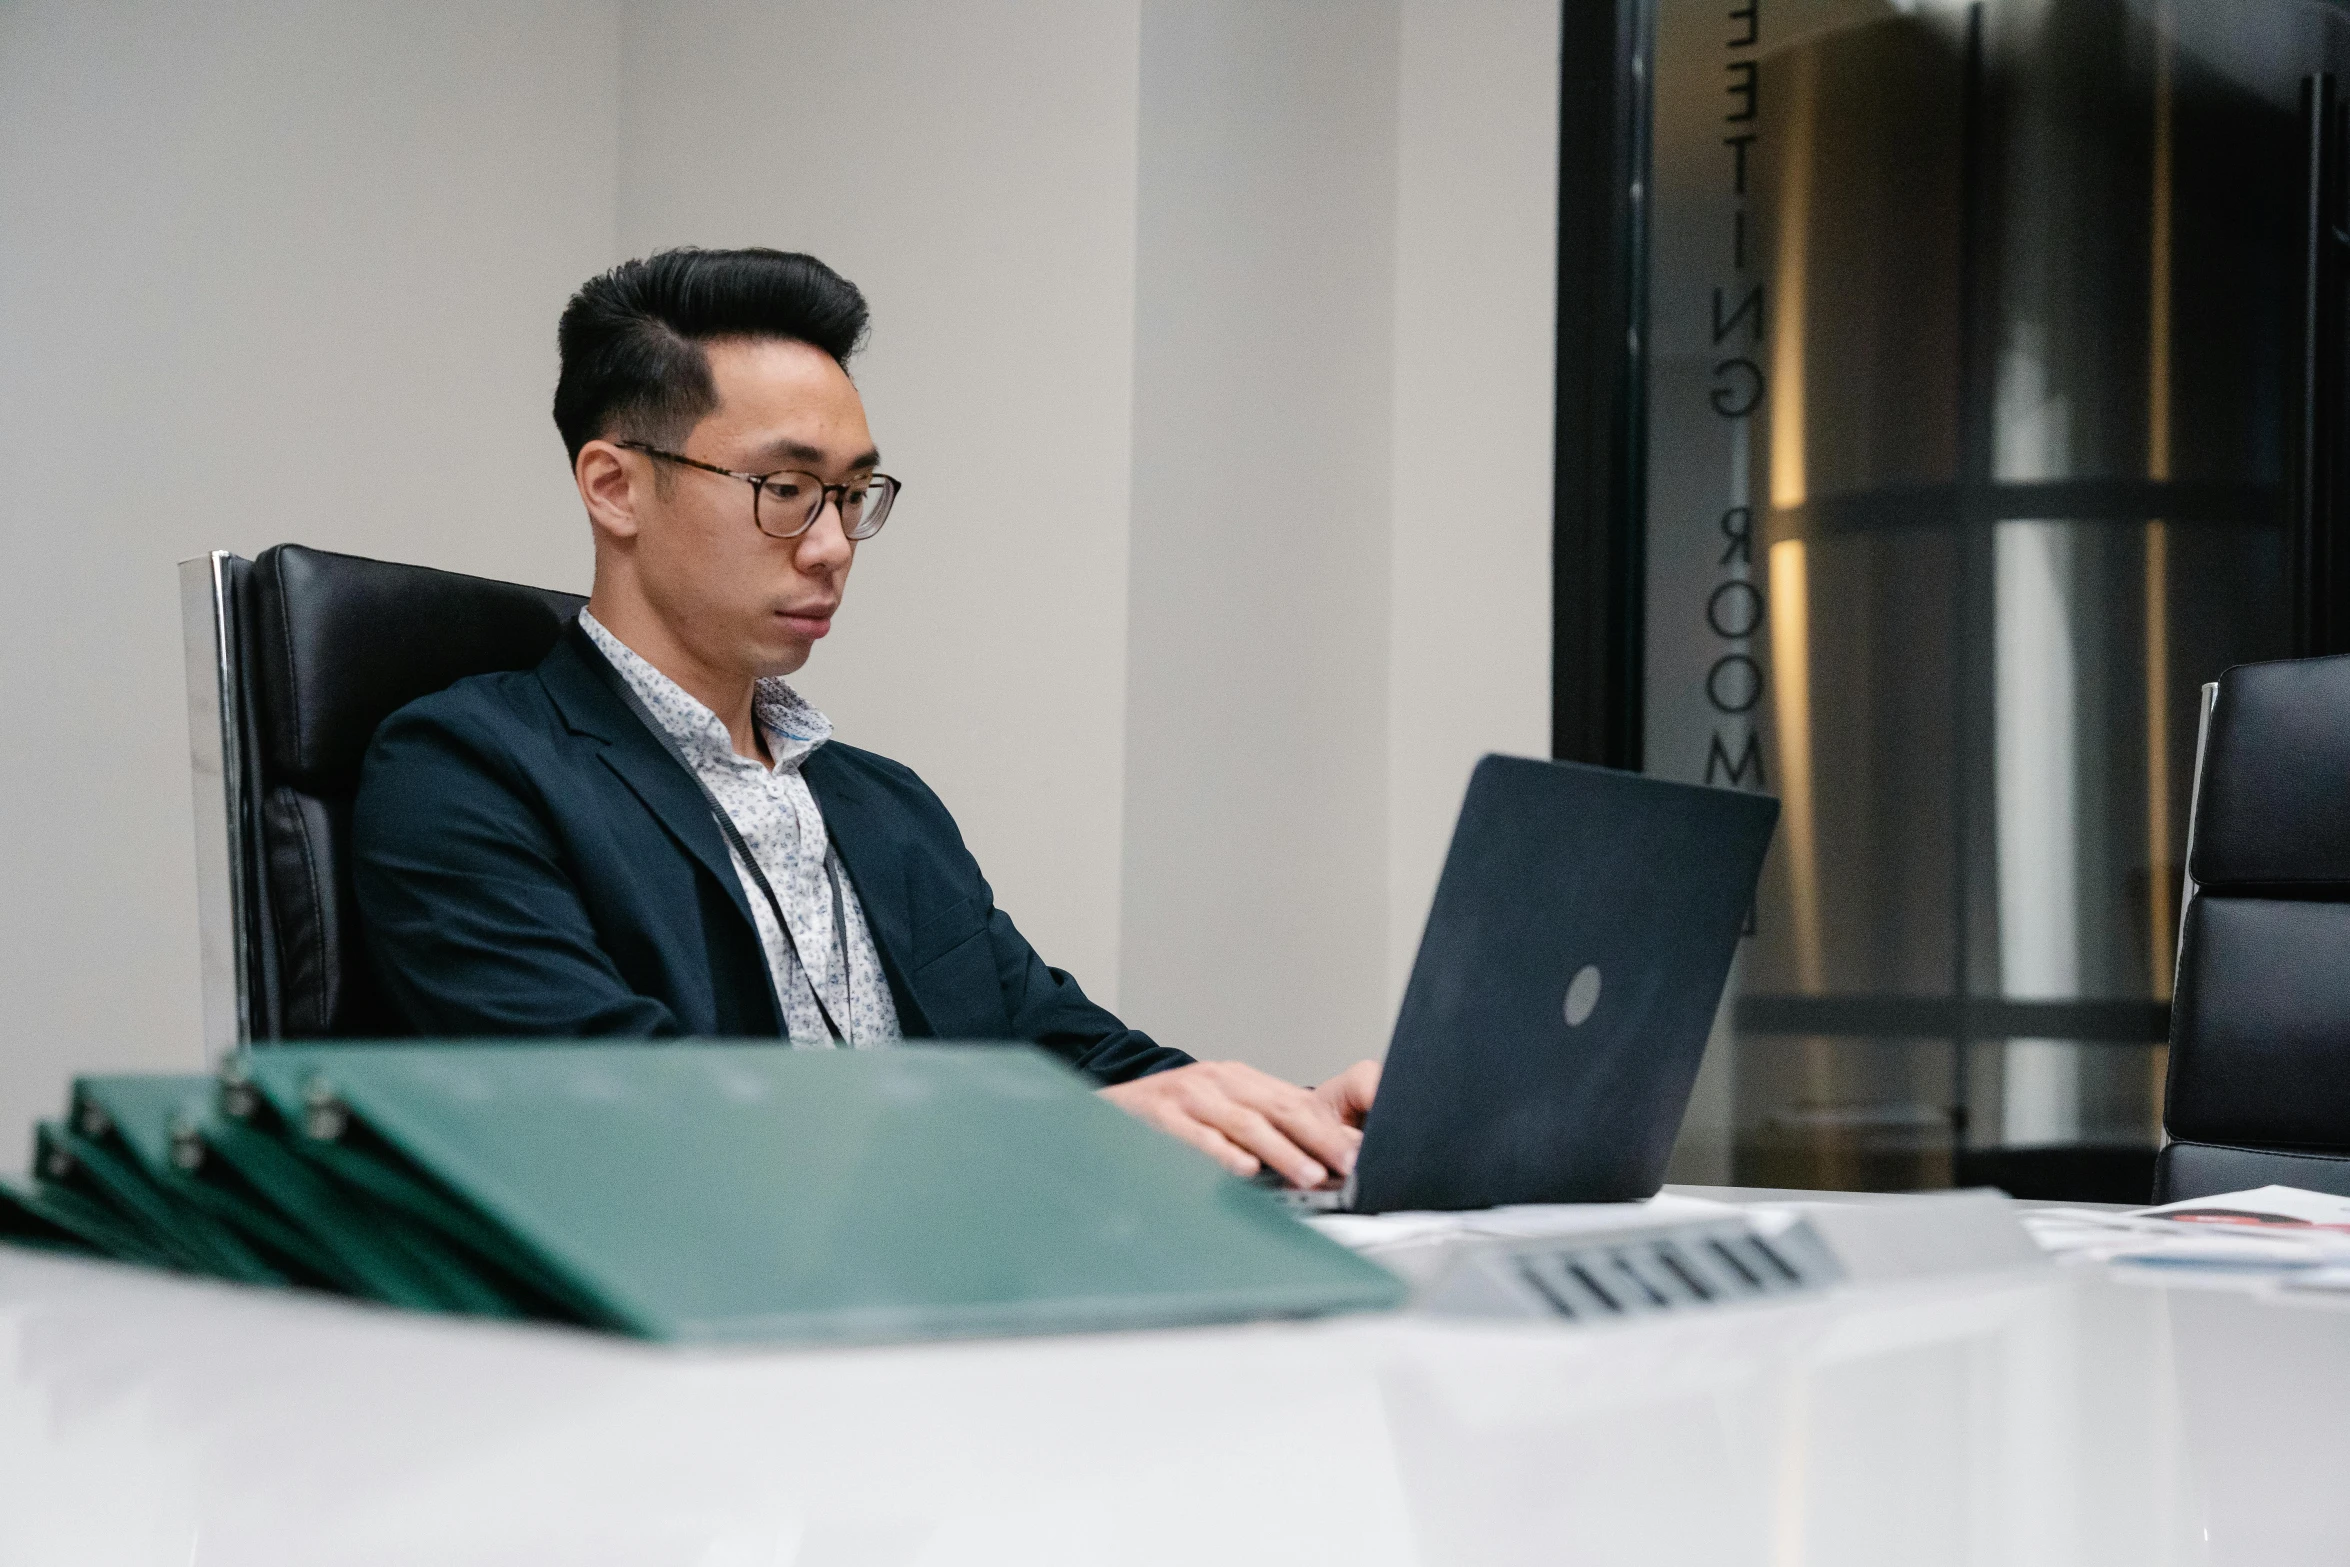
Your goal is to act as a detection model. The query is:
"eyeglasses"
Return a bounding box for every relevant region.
[614,440,901,541]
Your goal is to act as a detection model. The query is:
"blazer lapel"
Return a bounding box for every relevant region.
[802,745,932,1034]
[537,625,759,935]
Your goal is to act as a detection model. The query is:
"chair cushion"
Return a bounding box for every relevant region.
[2154,1139,2350,1202]
[248,543,584,798]
[259,784,400,1037]
[239,543,583,1039]
[2167,896,2350,1149]
[2191,652,2350,890]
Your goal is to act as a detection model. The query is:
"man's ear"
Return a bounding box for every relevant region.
[575,440,644,543]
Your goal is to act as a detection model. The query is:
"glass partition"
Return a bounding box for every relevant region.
[1647,0,2325,1193]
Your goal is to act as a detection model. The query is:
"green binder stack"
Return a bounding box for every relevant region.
[0,1043,1403,1343]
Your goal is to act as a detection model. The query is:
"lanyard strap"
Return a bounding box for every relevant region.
[598,661,852,1043]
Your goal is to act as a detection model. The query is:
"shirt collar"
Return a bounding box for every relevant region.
[579,610,833,773]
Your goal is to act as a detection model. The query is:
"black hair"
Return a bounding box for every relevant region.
[552,246,869,462]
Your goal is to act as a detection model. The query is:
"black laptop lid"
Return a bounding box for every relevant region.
[1349,755,1778,1213]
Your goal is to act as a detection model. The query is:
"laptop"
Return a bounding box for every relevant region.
[1273,753,1778,1214]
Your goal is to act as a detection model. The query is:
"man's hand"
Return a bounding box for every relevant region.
[1098,1058,1382,1187]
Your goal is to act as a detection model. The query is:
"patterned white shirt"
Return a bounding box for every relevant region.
[580,612,901,1046]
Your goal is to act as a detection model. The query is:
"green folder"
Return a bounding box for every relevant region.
[240,1042,1406,1344]
[216,1069,604,1323]
[66,1077,288,1285]
[71,1073,480,1307]
[75,1074,365,1289]
[33,1120,218,1273]
[199,1086,522,1317]
[0,1175,105,1258]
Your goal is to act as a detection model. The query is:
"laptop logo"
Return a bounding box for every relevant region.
[1563,964,1602,1026]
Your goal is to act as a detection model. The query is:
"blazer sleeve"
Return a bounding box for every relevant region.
[352,700,682,1038]
[860,750,1191,1085]
[981,895,1193,1085]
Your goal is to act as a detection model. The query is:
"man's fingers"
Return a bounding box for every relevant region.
[1100,1077,1261,1175]
[1156,1107,1262,1177]
[1183,1121,1263,1178]
[1261,1098,1363,1176]
[1236,1080,1361,1175]
[1314,1060,1382,1126]
[1192,1098,1326,1188]
[1195,1061,1362,1178]
[1099,1061,1375,1187]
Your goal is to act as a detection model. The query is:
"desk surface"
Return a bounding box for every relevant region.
[3,1192,2343,1567]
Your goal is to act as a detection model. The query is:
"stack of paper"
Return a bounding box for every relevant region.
[0,1043,1404,1342]
[2024,1185,2350,1296]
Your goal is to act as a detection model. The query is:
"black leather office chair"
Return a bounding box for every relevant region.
[2158,652,2350,1200]
[181,544,584,1044]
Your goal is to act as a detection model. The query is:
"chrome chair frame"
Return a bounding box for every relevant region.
[181,550,254,1052]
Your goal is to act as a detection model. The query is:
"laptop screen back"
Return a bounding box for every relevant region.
[1349,755,1778,1213]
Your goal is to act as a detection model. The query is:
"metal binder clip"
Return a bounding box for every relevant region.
[301,1076,349,1142]
[169,1113,206,1172]
[218,1054,259,1120]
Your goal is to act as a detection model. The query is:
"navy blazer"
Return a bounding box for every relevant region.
[350,621,1188,1084]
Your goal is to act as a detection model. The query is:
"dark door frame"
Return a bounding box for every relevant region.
[1552,0,1653,769]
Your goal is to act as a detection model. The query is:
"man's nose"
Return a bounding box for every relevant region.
[795,498,855,571]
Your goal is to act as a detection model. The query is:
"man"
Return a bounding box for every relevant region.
[354,247,1377,1189]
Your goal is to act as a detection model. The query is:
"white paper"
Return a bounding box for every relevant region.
[1307,1192,1741,1252]
[2021,1185,2350,1280]
[2277,1265,2350,1297]
[2139,1184,2350,1228]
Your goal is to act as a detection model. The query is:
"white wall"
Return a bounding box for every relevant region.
[615,0,1146,1007]
[0,0,1553,1152]
[1121,0,1557,1085]
[1386,0,1561,1006]
[1120,0,1404,1083]
[0,2,617,1144]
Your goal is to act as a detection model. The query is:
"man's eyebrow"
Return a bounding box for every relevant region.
[745,438,830,466]
[746,439,882,471]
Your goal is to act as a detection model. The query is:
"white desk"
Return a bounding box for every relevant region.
[2,1192,2344,1567]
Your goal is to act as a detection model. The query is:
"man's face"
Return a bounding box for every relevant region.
[623,337,877,680]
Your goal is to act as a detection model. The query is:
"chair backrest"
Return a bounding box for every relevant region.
[182,544,584,1043]
[2159,652,2350,1200]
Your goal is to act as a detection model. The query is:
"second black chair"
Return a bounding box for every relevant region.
[2159,652,2350,1199]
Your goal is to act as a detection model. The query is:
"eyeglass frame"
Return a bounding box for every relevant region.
[612,439,901,541]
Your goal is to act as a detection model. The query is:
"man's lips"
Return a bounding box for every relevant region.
[776,603,838,638]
